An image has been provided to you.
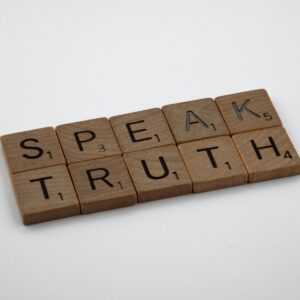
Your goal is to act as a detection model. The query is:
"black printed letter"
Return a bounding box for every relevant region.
[141,156,169,179]
[185,111,209,131]
[232,99,261,121]
[86,168,114,190]
[20,138,44,159]
[30,176,53,199]
[74,131,96,151]
[197,146,219,168]
[126,121,152,143]
[250,137,280,160]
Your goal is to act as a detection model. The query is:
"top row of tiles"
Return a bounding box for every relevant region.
[1,89,282,173]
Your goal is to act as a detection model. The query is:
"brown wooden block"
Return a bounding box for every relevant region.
[110,108,175,154]
[123,145,192,202]
[162,98,229,144]
[12,165,80,225]
[215,89,282,135]
[178,136,248,193]
[1,127,65,174]
[56,118,121,164]
[69,156,137,214]
[232,127,300,182]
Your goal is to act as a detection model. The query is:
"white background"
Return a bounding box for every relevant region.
[0,1,300,299]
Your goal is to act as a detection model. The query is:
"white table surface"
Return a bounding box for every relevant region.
[0,1,300,299]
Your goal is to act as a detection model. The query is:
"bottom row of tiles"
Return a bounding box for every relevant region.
[11,127,300,224]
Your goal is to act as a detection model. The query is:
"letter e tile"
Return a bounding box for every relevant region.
[110,108,175,153]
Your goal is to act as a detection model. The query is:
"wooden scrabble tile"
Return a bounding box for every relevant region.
[69,156,137,214]
[12,165,80,225]
[178,136,248,192]
[123,145,192,202]
[215,89,282,135]
[1,127,65,174]
[162,98,229,144]
[232,127,300,182]
[56,118,121,164]
[110,108,175,153]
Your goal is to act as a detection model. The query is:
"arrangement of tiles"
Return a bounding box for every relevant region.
[1,89,300,225]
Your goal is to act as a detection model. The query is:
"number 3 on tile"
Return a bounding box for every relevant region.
[98,144,106,152]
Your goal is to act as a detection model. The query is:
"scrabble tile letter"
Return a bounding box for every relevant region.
[123,145,192,202]
[232,127,300,182]
[178,136,248,192]
[1,127,65,174]
[12,165,80,225]
[110,108,175,153]
[69,156,137,213]
[162,98,229,144]
[56,118,121,164]
[215,89,281,134]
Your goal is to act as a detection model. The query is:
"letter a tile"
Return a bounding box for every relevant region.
[1,127,65,174]
[162,98,229,144]
[123,145,192,202]
[178,136,248,192]
[232,127,300,182]
[69,156,137,213]
[110,108,175,153]
[56,118,121,164]
[12,165,80,225]
[215,89,282,134]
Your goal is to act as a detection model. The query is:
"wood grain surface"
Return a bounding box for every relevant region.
[1,89,300,225]
[1,127,65,174]
[69,156,137,214]
[123,145,192,202]
[12,165,80,225]
[56,118,121,164]
[215,89,281,135]
[110,108,175,153]
[179,136,248,192]
[162,98,229,144]
[232,127,300,182]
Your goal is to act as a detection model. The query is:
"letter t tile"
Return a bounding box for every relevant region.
[178,136,248,192]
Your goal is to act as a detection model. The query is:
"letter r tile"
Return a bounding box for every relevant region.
[178,136,248,192]
[56,118,121,164]
[1,127,65,174]
[215,89,282,135]
[232,127,300,182]
[12,165,80,225]
[69,156,137,214]
[123,145,192,202]
[162,98,229,144]
[110,108,175,153]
